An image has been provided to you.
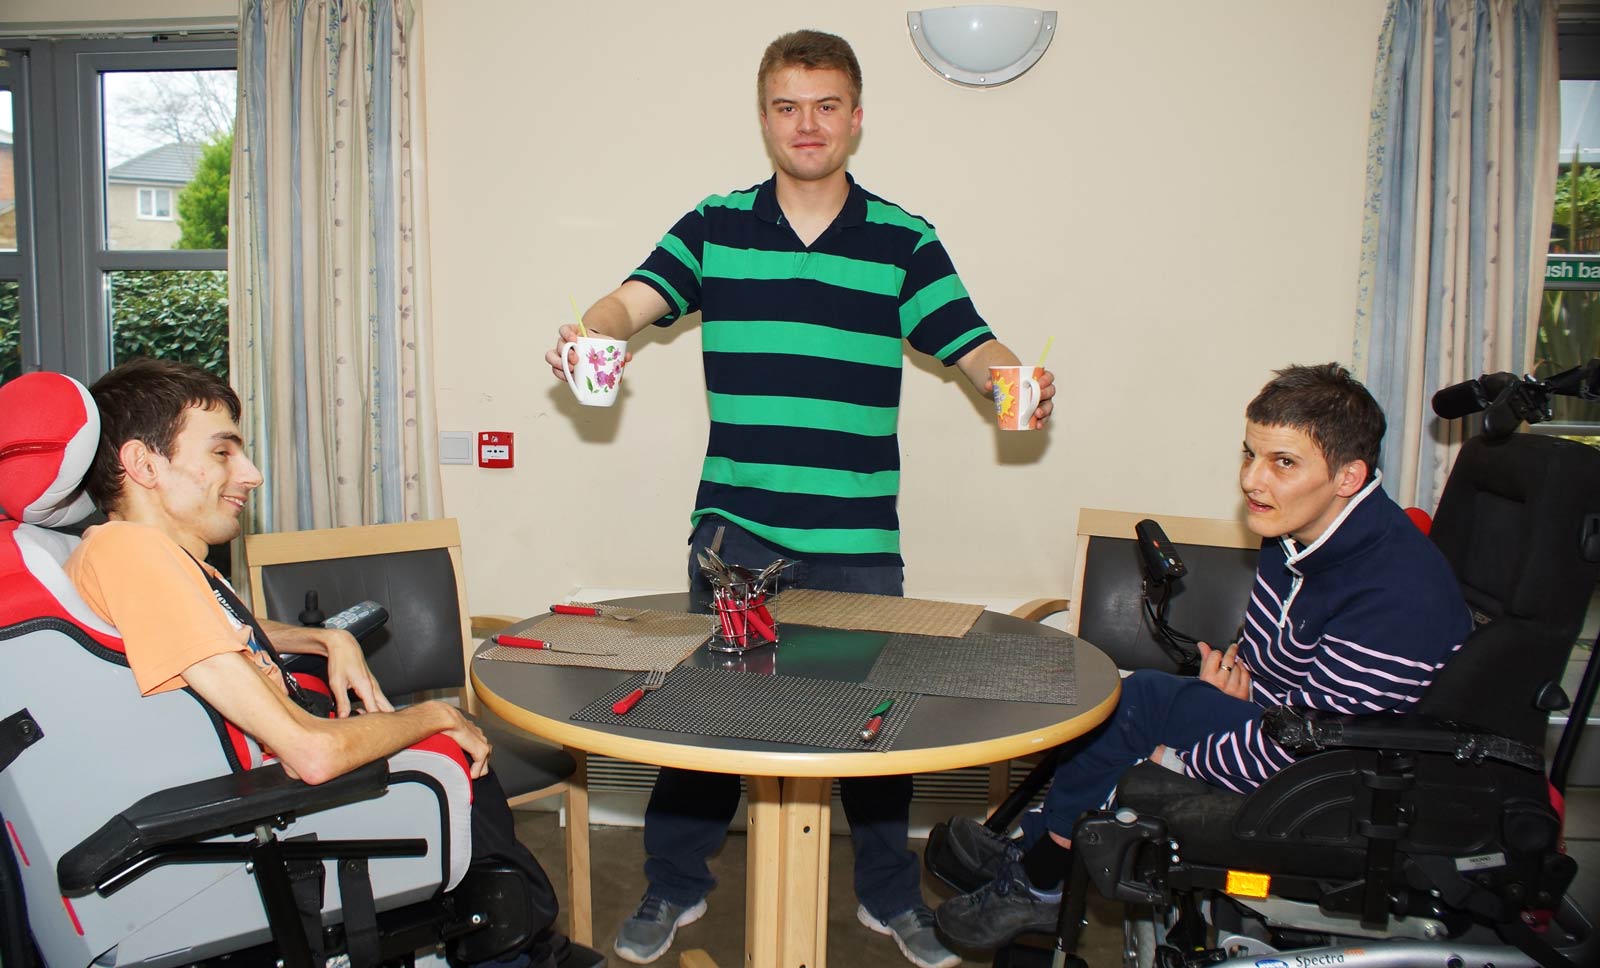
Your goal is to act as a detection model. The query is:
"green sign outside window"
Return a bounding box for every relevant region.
[1547,256,1600,284]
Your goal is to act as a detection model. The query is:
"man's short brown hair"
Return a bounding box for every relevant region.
[757,29,863,110]
[85,358,242,512]
[1246,363,1385,480]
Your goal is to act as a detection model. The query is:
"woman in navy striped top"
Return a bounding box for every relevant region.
[936,363,1472,950]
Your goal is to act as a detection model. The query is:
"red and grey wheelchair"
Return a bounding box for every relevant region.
[0,372,530,967]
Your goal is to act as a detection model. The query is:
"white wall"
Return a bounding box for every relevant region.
[10,0,1386,615]
[423,0,1385,616]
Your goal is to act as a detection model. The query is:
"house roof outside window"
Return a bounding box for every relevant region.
[106,143,204,186]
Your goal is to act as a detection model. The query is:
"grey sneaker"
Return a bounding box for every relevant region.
[612,894,706,965]
[857,904,960,968]
[925,815,1023,893]
[934,859,1061,950]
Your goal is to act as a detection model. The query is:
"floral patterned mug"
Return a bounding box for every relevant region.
[560,335,627,406]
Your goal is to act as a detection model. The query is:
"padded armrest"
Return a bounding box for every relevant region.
[1262,705,1544,772]
[58,759,389,895]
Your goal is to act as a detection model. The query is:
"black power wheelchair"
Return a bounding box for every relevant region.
[930,364,1600,968]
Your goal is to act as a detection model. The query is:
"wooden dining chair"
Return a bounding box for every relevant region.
[986,507,1261,810]
[244,518,592,945]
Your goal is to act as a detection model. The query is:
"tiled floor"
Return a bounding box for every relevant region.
[515,788,1600,967]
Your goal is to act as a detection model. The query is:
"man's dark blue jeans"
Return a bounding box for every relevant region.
[641,516,921,920]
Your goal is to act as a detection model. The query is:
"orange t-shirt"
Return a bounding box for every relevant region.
[66,521,287,696]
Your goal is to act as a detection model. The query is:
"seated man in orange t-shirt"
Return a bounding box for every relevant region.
[65,358,601,968]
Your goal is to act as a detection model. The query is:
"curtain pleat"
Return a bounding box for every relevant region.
[1353,0,1559,511]
[230,0,441,536]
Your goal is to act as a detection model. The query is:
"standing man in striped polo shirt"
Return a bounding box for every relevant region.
[931,364,1472,950]
[545,27,1054,968]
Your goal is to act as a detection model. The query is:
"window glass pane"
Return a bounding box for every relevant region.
[0,279,19,384]
[102,70,235,251]
[108,270,228,378]
[1534,288,1600,424]
[1538,80,1600,428]
[1554,80,1600,256]
[1,87,14,254]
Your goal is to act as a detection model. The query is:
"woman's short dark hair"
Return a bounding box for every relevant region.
[757,29,863,110]
[84,358,242,512]
[1245,363,1385,477]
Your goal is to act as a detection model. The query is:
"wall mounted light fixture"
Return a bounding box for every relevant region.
[907,6,1057,88]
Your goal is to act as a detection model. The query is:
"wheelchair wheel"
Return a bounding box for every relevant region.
[1121,903,1164,968]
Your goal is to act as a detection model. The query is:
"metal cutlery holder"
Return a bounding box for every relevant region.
[700,552,787,653]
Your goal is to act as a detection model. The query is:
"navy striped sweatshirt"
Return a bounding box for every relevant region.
[1176,474,1473,792]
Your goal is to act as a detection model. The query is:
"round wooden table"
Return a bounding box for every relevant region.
[473,593,1120,968]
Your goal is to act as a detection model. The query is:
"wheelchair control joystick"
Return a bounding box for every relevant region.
[298,590,326,627]
[323,600,390,642]
[1136,518,1204,672]
[297,590,389,642]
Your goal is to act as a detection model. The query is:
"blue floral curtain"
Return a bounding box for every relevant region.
[1353,0,1560,509]
[230,0,442,533]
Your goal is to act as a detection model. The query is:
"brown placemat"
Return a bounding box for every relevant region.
[475,610,711,671]
[767,589,984,638]
[863,631,1077,704]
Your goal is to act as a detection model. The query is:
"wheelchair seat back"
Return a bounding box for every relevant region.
[1420,433,1600,745]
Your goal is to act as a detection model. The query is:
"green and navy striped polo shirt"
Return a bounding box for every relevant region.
[629,175,994,565]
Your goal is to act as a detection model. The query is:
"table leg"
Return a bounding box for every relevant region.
[778,777,830,968]
[743,776,833,968]
[564,748,592,945]
[746,776,783,968]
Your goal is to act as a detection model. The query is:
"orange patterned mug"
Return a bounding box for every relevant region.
[989,365,1042,431]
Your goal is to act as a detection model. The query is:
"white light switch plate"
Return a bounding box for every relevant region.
[439,431,472,465]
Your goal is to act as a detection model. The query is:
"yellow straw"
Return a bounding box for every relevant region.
[569,295,589,338]
[1037,336,1055,367]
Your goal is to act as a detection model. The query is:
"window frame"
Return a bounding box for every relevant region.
[0,43,49,380]
[136,186,175,221]
[0,33,236,384]
[1534,15,1600,436]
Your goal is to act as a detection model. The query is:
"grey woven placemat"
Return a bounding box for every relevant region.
[862,631,1077,704]
[571,667,921,751]
[476,610,711,671]
[768,589,984,638]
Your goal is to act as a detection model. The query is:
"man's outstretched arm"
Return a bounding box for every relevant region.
[545,281,669,382]
[182,650,489,785]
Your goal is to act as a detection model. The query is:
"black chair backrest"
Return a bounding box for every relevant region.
[1076,533,1260,672]
[256,547,466,698]
[1420,433,1600,743]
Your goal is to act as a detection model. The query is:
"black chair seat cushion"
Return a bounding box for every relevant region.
[1116,746,1556,900]
[1116,761,1365,887]
[477,707,577,798]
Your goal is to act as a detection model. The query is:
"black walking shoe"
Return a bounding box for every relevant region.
[924,815,1023,893]
[934,859,1061,951]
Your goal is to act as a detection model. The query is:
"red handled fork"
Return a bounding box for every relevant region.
[612,668,669,715]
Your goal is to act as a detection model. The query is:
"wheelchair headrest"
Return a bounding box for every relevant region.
[0,372,100,527]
